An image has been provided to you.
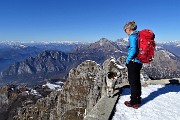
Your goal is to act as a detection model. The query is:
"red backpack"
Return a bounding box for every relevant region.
[137,29,156,63]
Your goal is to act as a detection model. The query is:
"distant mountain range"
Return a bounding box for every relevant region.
[156,41,180,57]
[0,41,87,72]
[0,39,180,86]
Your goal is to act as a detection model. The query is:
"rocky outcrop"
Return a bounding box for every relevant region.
[9,57,127,120]
[0,85,40,120]
[56,57,127,119]
[13,91,58,120]
[56,60,102,120]
[0,81,60,120]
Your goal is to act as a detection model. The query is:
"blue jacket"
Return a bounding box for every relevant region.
[126,31,142,64]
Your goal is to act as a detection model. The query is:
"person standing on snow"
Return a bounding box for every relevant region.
[123,21,142,109]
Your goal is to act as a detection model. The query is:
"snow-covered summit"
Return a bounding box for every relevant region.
[115,38,128,46]
[157,40,180,47]
[113,84,180,120]
[0,40,88,46]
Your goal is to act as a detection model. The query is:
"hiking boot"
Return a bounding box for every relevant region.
[124,101,138,109]
[130,96,142,104]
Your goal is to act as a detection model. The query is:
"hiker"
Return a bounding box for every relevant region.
[123,21,142,109]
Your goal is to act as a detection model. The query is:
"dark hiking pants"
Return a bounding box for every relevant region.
[127,61,142,105]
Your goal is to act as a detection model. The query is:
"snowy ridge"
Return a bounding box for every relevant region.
[157,40,180,47]
[115,38,128,46]
[158,50,175,58]
[1,40,179,46]
[157,40,180,44]
[0,40,89,46]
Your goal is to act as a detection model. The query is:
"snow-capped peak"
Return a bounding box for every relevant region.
[0,40,89,46]
[157,40,180,46]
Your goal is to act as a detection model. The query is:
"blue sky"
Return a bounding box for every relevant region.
[0,0,180,42]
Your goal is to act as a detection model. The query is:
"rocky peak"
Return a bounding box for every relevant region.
[56,57,127,119]
[76,38,121,53]
[99,38,110,44]
[91,38,118,50]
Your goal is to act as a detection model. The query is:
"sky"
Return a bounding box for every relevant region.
[0,0,180,42]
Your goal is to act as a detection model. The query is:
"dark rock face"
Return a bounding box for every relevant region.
[0,51,80,86]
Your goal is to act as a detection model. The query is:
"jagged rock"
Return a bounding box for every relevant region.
[56,57,127,120]
[76,38,122,53]
[56,60,102,120]
[13,91,58,120]
[0,83,58,120]
[10,57,127,120]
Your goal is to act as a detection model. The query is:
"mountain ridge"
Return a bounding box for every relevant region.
[0,38,180,85]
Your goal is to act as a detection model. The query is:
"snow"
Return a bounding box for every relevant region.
[43,82,62,91]
[30,89,41,96]
[19,44,28,48]
[116,64,125,69]
[123,37,128,42]
[177,44,180,47]
[159,50,175,58]
[155,45,163,50]
[113,84,180,120]
[0,40,89,46]
[100,42,103,46]
[140,74,151,82]
[55,81,64,84]
[156,40,180,45]
[110,58,125,69]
